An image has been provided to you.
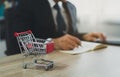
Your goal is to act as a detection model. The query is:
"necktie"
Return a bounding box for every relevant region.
[54,3,66,33]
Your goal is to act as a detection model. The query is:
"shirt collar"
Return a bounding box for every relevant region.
[48,0,63,8]
[48,0,56,8]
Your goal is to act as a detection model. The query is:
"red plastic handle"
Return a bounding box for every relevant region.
[14,30,32,37]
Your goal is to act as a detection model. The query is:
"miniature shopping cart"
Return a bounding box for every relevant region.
[14,30,54,70]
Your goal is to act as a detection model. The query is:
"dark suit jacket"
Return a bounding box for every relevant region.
[5,0,85,55]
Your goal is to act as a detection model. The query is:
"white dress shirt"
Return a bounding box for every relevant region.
[48,0,69,32]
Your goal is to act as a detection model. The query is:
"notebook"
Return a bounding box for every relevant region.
[59,41,107,55]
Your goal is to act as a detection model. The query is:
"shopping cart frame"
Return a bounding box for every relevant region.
[14,30,54,70]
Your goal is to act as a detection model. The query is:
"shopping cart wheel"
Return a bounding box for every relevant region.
[23,64,27,69]
[50,64,54,68]
[45,66,50,71]
[34,59,37,63]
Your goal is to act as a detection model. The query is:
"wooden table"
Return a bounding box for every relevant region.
[0,44,120,77]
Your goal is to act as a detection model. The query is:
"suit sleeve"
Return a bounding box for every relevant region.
[5,0,33,55]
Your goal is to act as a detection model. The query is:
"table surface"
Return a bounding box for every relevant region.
[0,44,120,77]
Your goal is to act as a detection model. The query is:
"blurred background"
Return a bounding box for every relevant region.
[0,0,120,57]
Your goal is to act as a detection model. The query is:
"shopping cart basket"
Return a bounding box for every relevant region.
[14,30,54,70]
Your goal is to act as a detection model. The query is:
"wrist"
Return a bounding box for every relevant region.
[52,38,60,50]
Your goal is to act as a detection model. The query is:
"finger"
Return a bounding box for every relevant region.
[100,33,106,41]
[91,33,105,41]
[90,37,97,41]
[65,37,79,48]
[96,33,106,41]
[61,43,75,50]
[57,37,75,50]
[67,34,81,45]
[65,44,75,50]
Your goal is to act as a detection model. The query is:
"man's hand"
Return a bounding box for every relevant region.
[53,34,81,50]
[82,32,106,42]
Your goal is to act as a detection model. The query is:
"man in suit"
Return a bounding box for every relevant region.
[5,0,106,55]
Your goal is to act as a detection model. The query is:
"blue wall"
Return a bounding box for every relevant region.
[0,4,5,18]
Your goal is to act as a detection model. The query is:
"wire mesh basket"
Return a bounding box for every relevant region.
[14,30,54,70]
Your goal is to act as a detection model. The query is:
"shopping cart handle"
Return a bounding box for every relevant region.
[14,30,32,37]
